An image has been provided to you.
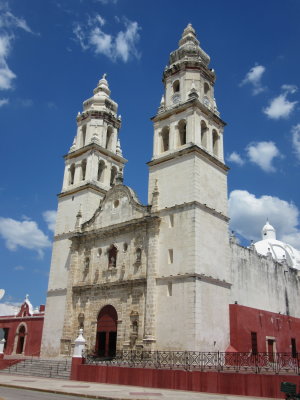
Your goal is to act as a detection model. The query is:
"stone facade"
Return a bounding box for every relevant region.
[41,24,300,357]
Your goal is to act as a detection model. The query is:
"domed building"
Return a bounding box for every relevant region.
[254,221,300,270]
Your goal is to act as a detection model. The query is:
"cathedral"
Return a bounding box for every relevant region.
[41,24,300,359]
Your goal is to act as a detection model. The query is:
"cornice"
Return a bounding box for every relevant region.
[58,182,107,199]
[47,288,67,296]
[163,61,216,84]
[72,277,146,292]
[76,109,121,128]
[154,200,229,223]
[64,142,127,164]
[147,144,229,173]
[72,215,160,241]
[156,273,231,289]
[152,97,226,127]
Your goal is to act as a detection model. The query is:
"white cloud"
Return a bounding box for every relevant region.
[229,190,300,247]
[227,151,245,166]
[0,9,33,33]
[0,302,21,316]
[0,34,15,90]
[291,124,300,161]
[0,5,33,91]
[14,265,24,271]
[0,216,51,257]
[263,85,298,119]
[246,141,281,172]
[0,97,8,106]
[240,64,266,95]
[74,16,141,62]
[115,21,140,62]
[43,210,57,232]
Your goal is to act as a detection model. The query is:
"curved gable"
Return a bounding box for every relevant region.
[82,184,150,231]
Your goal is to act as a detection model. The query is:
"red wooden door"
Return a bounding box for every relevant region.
[96,305,117,358]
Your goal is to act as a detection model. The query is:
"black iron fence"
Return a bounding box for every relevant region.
[84,350,300,375]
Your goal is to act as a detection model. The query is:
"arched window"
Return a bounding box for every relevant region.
[212,129,219,157]
[178,120,187,146]
[84,257,90,270]
[16,325,26,354]
[161,126,169,152]
[108,245,117,268]
[172,80,180,93]
[81,159,87,180]
[201,121,208,149]
[69,164,75,185]
[204,82,210,95]
[136,248,142,263]
[106,126,113,150]
[97,160,105,182]
[110,166,117,186]
[81,125,87,147]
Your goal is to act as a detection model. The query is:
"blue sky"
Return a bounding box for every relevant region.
[0,0,300,311]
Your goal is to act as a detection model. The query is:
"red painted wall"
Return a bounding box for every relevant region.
[71,361,300,399]
[0,313,44,356]
[229,304,300,353]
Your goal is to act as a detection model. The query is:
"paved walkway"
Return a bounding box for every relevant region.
[0,373,276,400]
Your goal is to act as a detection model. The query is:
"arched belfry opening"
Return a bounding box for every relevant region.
[16,325,26,354]
[95,305,118,358]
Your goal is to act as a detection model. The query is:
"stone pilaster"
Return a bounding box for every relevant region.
[143,219,160,349]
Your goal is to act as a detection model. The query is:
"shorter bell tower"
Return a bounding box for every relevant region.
[41,75,127,357]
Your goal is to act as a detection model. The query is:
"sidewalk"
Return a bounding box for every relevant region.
[0,372,276,400]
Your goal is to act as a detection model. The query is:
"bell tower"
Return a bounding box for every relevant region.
[150,25,231,352]
[148,24,227,214]
[41,75,127,357]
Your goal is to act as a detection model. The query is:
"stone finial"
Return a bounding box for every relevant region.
[151,179,159,212]
[158,94,165,113]
[75,205,82,232]
[94,73,111,97]
[115,170,124,185]
[116,138,123,156]
[73,328,86,358]
[188,80,199,99]
[69,136,77,152]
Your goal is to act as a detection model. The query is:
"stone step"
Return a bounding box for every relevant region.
[0,358,72,379]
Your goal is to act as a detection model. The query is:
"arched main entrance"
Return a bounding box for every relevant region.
[96,305,117,358]
[16,325,26,354]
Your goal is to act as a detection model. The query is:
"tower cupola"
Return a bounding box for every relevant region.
[169,23,210,66]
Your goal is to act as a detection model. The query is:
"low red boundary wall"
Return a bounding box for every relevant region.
[0,359,21,369]
[71,359,300,399]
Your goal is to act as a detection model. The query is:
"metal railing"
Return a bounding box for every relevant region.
[84,350,300,375]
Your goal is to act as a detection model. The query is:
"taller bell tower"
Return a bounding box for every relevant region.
[150,25,231,351]
[41,75,127,356]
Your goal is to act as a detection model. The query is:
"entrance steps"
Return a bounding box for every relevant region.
[0,358,72,379]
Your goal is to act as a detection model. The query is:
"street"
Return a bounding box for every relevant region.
[0,387,95,400]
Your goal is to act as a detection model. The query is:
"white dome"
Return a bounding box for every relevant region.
[254,221,300,270]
